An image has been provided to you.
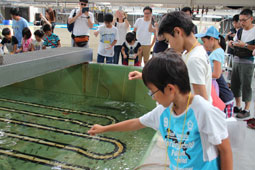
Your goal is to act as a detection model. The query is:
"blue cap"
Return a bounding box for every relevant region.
[195,26,220,39]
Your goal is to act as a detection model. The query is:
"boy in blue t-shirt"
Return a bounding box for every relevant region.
[88,49,233,170]
[42,24,61,49]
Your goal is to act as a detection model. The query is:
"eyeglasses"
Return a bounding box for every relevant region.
[148,89,160,98]
[239,17,251,22]
[144,12,151,15]
[80,3,87,6]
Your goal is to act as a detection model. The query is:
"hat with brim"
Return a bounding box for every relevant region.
[195,26,220,39]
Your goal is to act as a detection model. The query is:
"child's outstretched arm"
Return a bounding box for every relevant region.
[137,46,142,58]
[217,138,233,170]
[57,40,61,48]
[121,46,127,59]
[88,118,145,136]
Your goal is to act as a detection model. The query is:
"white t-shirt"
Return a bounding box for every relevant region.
[233,26,255,64]
[139,95,228,169]
[97,25,118,57]
[69,9,94,36]
[182,46,212,103]
[32,40,43,51]
[134,18,152,45]
[115,22,129,46]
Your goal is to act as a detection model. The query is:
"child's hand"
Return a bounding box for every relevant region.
[128,71,142,80]
[88,124,105,136]
[124,54,127,59]
[94,31,99,37]
[106,45,113,50]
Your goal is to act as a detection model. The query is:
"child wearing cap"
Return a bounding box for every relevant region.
[196,26,234,118]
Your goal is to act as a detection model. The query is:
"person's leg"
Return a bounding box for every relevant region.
[97,54,105,63]
[142,45,151,64]
[71,38,75,47]
[120,48,124,65]
[236,63,254,118]
[138,46,145,64]
[242,63,255,110]
[113,46,121,64]
[231,62,242,110]
[106,57,113,64]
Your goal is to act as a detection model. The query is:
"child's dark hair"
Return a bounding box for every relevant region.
[43,24,52,32]
[126,32,136,43]
[2,28,11,36]
[10,8,20,16]
[142,48,191,94]
[22,27,32,39]
[158,11,195,37]
[143,6,152,13]
[203,35,226,51]
[240,9,253,17]
[232,14,239,22]
[104,13,113,23]
[34,30,44,38]
[181,7,192,14]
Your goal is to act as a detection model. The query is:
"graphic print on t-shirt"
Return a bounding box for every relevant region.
[159,107,219,170]
[165,128,191,159]
[100,33,115,56]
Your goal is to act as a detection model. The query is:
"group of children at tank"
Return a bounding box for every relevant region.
[0,24,61,55]
[88,11,234,170]
[94,13,142,66]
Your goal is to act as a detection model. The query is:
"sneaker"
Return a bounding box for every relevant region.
[233,106,242,113]
[236,110,250,119]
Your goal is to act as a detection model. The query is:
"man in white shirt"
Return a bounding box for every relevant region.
[68,0,94,48]
[133,6,155,65]
[228,9,255,118]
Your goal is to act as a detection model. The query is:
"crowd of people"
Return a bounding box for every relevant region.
[0,1,255,169]
[0,7,60,55]
[88,7,255,170]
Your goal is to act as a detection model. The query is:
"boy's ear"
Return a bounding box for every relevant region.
[173,27,181,36]
[174,27,185,37]
[166,84,175,93]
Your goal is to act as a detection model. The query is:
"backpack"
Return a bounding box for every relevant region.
[67,9,77,32]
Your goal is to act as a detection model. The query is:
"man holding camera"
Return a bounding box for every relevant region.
[228,9,255,119]
[68,0,94,48]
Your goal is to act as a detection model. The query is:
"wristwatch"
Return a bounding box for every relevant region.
[244,44,248,48]
[86,16,90,19]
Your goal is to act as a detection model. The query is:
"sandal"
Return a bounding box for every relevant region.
[246,118,255,125]
[247,123,255,129]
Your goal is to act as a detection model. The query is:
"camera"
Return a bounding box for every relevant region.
[82,7,89,13]
[151,17,155,26]
[35,13,41,21]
